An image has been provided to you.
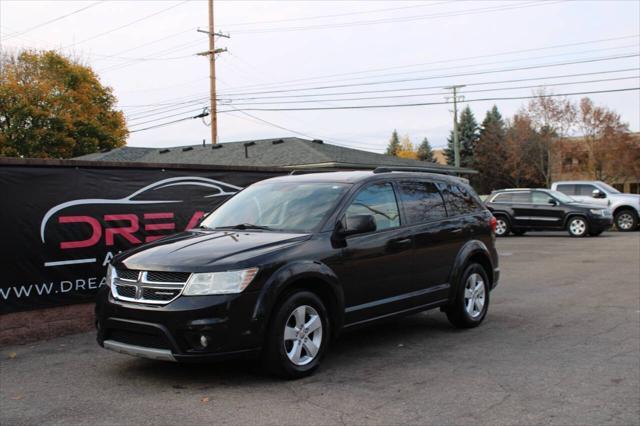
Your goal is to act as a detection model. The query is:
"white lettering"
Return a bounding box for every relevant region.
[60,281,73,293]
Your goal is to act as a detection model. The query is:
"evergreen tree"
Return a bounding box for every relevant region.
[386,129,401,156]
[444,106,479,167]
[473,105,507,193]
[417,137,435,162]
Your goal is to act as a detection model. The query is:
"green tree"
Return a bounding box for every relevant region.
[417,137,435,162]
[473,106,508,193]
[445,105,479,167]
[386,129,401,156]
[0,50,127,158]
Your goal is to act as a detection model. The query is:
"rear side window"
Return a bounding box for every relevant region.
[397,181,447,225]
[439,184,482,216]
[492,193,513,202]
[575,184,597,196]
[556,184,575,195]
[511,192,531,203]
[345,182,400,230]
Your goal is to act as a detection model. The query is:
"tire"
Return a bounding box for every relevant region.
[494,215,510,237]
[445,263,490,329]
[567,216,589,237]
[614,209,638,232]
[512,230,526,236]
[589,230,604,237]
[263,290,330,379]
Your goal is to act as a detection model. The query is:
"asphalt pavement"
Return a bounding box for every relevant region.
[1,231,639,425]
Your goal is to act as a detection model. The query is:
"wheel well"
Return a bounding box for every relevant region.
[467,252,493,287]
[613,206,638,217]
[563,213,588,227]
[275,278,341,337]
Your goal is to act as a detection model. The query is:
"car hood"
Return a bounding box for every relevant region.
[115,230,311,271]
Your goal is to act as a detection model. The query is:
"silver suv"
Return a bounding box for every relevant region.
[551,181,640,231]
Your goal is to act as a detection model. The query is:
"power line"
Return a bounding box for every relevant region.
[221,76,640,106]
[231,1,565,34]
[218,34,639,92]
[129,110,209,133]
[4,1,105,41]
[122,68,640,120]
[63,0,189,48]
[221,87,640,112]
[219,53,640,96]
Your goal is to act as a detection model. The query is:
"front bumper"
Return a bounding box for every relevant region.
[589,215,614,232]
[95,287,263,362]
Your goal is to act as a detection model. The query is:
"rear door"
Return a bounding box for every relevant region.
[508,191,534,227]
[396,179,452,304]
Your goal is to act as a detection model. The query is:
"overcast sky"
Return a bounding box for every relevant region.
[2,0,639,153]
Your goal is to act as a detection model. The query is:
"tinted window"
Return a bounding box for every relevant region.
[556,184,575,195]
[440,184,482,216]
[532,191,554,204]
[492,193,513,202]
[397,181,447,224]
[575,184,597,196]
[511,192,531,203]
[345,182,400,230]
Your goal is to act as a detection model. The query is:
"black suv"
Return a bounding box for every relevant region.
[96,170,500,378]
[485,188,613,237]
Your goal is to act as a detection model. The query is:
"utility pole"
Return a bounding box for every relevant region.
[444,85,465,168]
[197,0,229,144]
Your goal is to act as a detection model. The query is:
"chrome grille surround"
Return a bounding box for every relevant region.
[112,270,191,305]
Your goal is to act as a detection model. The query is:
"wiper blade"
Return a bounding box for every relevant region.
[216,223,273,230]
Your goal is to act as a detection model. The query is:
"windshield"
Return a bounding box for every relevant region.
[597,182,620,194]
[200,181,350,233]
[547,190,576,204]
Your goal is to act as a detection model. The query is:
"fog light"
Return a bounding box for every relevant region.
[200,335,209,348]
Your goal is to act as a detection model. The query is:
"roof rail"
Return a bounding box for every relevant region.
[373,166,456,175]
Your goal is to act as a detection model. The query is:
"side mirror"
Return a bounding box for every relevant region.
[339,214,376,236]
[592,189,606,199]
[548,199,559,206]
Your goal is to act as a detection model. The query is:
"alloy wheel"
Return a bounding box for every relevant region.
[283,305,323,366]
[495,218,508,236]
[617,213,635,231]
[570,218,587,236]
[463,273,486,319]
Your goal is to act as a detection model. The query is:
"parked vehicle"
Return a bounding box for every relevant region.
[551,181,640,232]
[96,169,500,378]
[485,188,613,237]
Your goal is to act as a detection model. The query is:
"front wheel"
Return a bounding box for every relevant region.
[263,290,330,379]
[615,210,638,232]
[567,216,589,237]
[445,264,490,328]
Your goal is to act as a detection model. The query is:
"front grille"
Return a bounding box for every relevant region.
[146,271,190,283]
[115,284,137,299]
[111,270,191,305]
[142,287,181,301]
[116,268,140,281]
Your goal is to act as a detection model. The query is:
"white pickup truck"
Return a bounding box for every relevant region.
[551,181,640,231]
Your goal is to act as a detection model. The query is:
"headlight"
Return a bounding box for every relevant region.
[590,209,607,216]
[105,265,115,288]
[183,268,259,295]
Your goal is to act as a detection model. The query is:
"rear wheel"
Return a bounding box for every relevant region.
[445,263,490,328]
[567,216,589,237]
[263,290,330,379]
[494,215,510,237]
[615,209,638,232]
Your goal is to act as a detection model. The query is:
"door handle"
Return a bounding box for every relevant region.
[388,237,412,250]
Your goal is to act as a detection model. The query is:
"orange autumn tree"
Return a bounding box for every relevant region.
[0,50,127,158]
[396,135,418,159]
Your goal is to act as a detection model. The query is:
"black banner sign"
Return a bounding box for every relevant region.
[0,164,282,314]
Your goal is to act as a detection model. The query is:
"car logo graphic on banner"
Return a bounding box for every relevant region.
[40,176,243,267]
